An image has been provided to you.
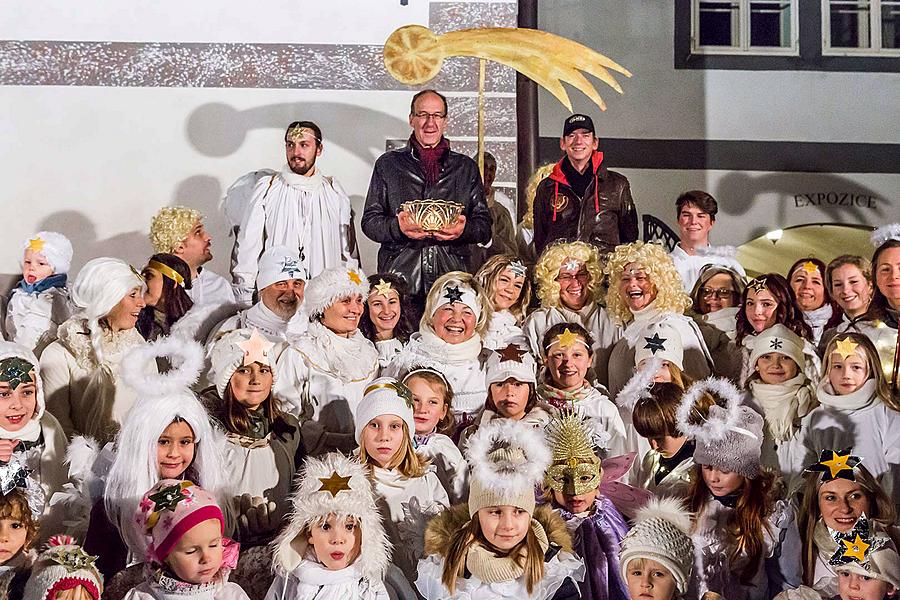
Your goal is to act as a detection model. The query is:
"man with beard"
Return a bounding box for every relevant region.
[232,121,358,305]
[209,245,307,345]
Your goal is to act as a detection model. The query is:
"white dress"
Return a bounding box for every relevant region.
[415,433,467,503]
[375,338,404,370]
[5,286,71,356]
[670,243,746,292]
[266,560,389,600]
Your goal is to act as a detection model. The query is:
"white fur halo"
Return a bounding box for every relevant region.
[617,356,663,412]
[871,223,900,248]
[464,419,551,495]
[120,336,204,397]
[675,376,743,444]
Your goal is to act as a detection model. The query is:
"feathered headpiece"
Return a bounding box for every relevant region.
[871,223,900,248]
[616,355,663,413]
[464,419,550,516]
[120,336,204,397]
[544,411,602,496]
[803,448,862,482]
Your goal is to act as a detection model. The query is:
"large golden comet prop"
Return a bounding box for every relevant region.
[383,24,632,175]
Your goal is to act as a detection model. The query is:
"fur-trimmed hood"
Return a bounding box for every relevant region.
[424,503,573,558]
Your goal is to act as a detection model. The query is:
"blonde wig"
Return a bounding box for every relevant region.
[534,241,604,309]
[474,254,532,322]
[521,163,555,229]
[420,271,492,339]
[605,241,691,325]
[149,206,202,254]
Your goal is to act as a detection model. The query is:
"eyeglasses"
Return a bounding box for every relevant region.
[412,112,447,122]
[700,287,736,300]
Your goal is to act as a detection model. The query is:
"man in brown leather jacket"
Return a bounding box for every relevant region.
[532,114,638,257]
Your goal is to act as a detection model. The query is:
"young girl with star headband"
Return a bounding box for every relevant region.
[355,377,449,585]
[796,448,900,596]
[203,328,305,548]
[797,333,900,504]
[5,232,73,356]
[358,273,416,369]
[474,254,532,351]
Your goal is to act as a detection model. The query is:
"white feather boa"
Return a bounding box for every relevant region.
[616,356,663,412]
[119,336,204,396]
[463,419,551,496]
[675,377,743,444]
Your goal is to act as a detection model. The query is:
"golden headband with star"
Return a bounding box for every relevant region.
[804,448,862,482]
[369,278,397,299]
[544,327,590,352]
[148,260,185,287]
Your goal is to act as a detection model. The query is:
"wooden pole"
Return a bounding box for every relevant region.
[516,0,539,222]
[478,58,486,179]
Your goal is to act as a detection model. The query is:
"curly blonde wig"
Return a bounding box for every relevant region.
[420,271,493,339]
[149,206,202,253]
[521,163,555,229]
[534,241,603,309]
[604,241,691,325]
[474,254,532,322]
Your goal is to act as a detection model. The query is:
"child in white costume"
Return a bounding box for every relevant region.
[416,419,584,599]
[5,232,73,356]
[356,377,449,584]
[266,452,392,600]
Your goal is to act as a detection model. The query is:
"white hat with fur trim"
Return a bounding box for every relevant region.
[271,452,390,582]
[304,265,369,318]
[208,328,277,398]
[619,497,694,595]
[23,231,74,275]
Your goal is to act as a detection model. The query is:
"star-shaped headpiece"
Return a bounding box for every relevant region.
[49,546,99,574]
[237,329,275,367]
[371,278,395,299]
[496,344,527,363]
[804,448,861,481]
[145,482,192,529]
[834,338,860,360]
[748,277,768,293]
[26,237,45,252]
[769,338,783,350]
[0,357,34,390]
[507,260,527,277]
[828,515,887,567]
[561,258,582,272]
[318,471,353,497]
[0,460,33,496]
[643,333,667,355]
[280,257,303,279]
[801,261,820,274]
[443,285,464,304]
[556,328,580,349]
[347,270,362,285]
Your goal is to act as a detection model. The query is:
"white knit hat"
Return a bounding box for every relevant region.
[619,497,694,595]
[633,321,684,371]
[0,342,45,423]
[271,452,391,582]
[208,328,277,397]
[464,419,550,517]
[256,245,305,292]
[485,343,537,386]
[70,257,145,321]
[748,323,805,371]
[304,265,369,318]
[23,231,74,275]
[354,377,415,444]
[24,535,104,600]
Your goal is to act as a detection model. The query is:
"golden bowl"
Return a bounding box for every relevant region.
[401,199,464,232]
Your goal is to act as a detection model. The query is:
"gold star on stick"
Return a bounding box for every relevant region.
[834,338,860,360]
[372,279,394,298]
[318,471,353,497]
[841,534,870,562]
[801,261,819,274]
[27,237,45,252]
[557,328,579,349]
[237,329,275,366]
[820,451,853,479]
[348,270,362,285]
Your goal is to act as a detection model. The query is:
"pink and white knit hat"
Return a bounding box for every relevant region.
[136,479,225,563]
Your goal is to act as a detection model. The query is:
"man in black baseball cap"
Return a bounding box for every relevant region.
[532,113,638,256]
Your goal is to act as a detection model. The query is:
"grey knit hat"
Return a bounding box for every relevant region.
[619,497,694,595]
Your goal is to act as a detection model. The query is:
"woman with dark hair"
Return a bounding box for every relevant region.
[736,273,820,383]
[787,257,844,346]
[867,230,900,392]
[137,253,194,341]
[358,272,416,369]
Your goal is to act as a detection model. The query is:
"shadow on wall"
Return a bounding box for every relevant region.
[714,171,887,243]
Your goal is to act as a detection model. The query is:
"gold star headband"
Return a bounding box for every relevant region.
[286,125,321,142]
[147,260,185,287]
[801,261,820,274]
[370,278,396,299]
[236,329,275,367]
[545,327,589,351]
[804,448,861,481]
[318,471,353,497]
[833,337,861,360]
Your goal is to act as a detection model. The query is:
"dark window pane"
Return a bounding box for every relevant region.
[699,1,738,46]
[830,1,871,48]
[883,2,900,48]
[751,2,791,47]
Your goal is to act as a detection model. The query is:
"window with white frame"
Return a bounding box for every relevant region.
[823,0,900,54]
[692,0,799,54]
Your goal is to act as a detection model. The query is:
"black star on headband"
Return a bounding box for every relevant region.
[643,333,666,354]
[828,515,886,567]
[443,285,464,304]
[804,448,861,481]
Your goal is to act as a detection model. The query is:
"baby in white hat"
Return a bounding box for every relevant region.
[5,232,74,355]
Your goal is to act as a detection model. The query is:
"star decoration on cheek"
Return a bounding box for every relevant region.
[643,333,666,354]
[318,471,353,497]
[496,344,527,363]
[347,270,362,285]
[557,328,579,349]
[834,338,860,360]
[769,339,783,350]
[443,285,464,304]
[237,329,275,367]
[804,448,861,481]
[50,546,99,574]
[801,261,820,274]
[27,237,46,252]
[372,279,393,298]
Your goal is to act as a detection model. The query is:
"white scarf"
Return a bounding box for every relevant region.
[804,304,834,343]
[622,302,663,344]
[750,373,816,442]
[299,320,379,382]
[701,306,739,339]
[280,163,324,192]
[482,309,525,350]
[419,327,483,362]
[242,301,290,340]
[816,378,878,411]
[0,417,42,443]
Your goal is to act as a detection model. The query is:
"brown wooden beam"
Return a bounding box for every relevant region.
[516,0,539,221]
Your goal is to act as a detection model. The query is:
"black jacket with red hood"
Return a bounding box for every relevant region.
[532,150,638,256]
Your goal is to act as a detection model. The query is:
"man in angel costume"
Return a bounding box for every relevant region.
[232,121,359,305]
[361,90,492,305]
[668,190,746,291]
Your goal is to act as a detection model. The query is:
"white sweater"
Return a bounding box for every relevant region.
[266,560,389,600]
